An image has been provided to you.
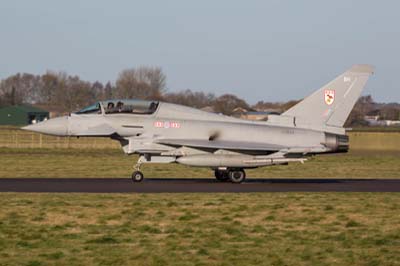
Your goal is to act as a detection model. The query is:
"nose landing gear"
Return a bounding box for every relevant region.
[131,156,145,182]
[131,171,144,182]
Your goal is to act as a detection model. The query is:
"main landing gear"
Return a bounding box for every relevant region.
[215,169,246,184]
[214,170,229,182]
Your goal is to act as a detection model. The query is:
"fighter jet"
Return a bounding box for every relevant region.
[22,65,374,183]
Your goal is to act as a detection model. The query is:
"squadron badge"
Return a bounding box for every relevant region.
[324,89,335,105]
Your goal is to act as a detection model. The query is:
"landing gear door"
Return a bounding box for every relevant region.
[118,137,171,155]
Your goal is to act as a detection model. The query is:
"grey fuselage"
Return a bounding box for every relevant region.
[24,101,347,169]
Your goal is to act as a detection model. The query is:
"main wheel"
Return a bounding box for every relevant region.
[228,169,246,184]
[214,170,229,182]
[131,171,144,182]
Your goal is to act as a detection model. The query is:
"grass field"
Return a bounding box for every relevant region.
[0,193,399,266]
[1,129,400,266]
[1,148,399,178]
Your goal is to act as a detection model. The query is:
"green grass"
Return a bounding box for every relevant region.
[0,148,399,178]
[349,132,400,151]
[0,193,399,266]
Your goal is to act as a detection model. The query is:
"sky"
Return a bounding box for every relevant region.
[0,0,399,104]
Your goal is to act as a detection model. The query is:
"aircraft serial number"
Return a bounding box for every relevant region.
[282,129,295,134]
[154,121,181,129]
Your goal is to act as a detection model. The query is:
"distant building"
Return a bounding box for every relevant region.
[364,109,380,123]
[231,107,248,117]
[0,105,49,126]
[364,110,400,127]
[385,120,400,126]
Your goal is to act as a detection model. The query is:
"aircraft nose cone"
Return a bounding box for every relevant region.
[21,116,69,136]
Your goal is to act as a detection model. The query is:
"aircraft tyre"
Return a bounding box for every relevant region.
[229,169,246,184]
[131,171,144,182]
[214,170,229,182]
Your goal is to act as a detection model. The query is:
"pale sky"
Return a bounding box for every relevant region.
[0,0,399,103]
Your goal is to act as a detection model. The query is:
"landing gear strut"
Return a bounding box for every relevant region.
[131,156,145,182]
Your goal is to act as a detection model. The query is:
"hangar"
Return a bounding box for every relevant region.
[0,105,49,126]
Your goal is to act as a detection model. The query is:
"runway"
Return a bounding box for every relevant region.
[0,178,400,193]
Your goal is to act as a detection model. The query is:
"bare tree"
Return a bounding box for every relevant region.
[39,71,96,112]
[163,89,215,108]
[115,66,166,100]
[61,75,93,111]
[213,94,249,115]
[379,106,400,121]
[39,71,60,105]
[345,95,376,126]
[103,82,114,100]
[0,73,41,106]
[0,78,24,106]
[91,81,104,100]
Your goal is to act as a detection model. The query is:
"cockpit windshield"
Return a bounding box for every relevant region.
[75,102,101,114]
[102,100,159,115]
[75,100,159,115]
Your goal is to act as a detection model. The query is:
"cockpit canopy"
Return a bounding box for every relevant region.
[75,102,102,114]
[75,100,159,115]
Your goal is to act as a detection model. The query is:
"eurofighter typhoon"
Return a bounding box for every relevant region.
[23,65,374,183]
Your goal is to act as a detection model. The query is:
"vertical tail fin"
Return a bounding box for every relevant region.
[283,64,374,128]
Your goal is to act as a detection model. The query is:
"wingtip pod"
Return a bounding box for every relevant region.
[349,64,374,74]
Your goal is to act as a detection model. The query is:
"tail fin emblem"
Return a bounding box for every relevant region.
[324,89,335,105]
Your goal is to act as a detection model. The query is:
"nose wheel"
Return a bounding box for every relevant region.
[131,171,144,182]
[131,156,146,182]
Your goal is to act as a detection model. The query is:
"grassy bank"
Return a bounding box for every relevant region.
[0,193,399,266]
[0,148,399,178]
[349,132,400,151]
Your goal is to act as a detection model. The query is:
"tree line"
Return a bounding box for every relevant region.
[0,66,398,125]
[0,66,253,115]
[0,67,165,112]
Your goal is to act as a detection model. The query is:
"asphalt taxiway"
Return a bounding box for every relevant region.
[0,178,399,193]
